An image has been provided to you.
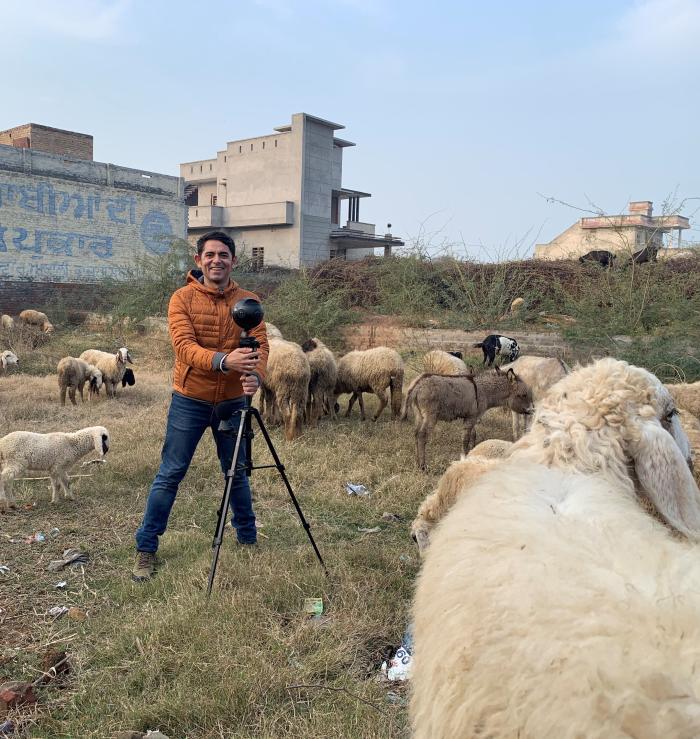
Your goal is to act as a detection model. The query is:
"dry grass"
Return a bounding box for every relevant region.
[0,330,513,738]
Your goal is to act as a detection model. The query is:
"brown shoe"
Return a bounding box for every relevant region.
[132,551,157,582]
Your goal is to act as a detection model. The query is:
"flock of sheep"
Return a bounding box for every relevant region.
[5,311,700,735]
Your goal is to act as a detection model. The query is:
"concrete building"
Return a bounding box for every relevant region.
[534,201,690,260]
[0,126,186,286]
[181,113,403,268]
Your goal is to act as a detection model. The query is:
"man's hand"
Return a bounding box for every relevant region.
[241,373,260,396]
[223,347,259,374]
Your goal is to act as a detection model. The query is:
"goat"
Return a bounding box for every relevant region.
[472,334,519,366]
[579,249,616,267]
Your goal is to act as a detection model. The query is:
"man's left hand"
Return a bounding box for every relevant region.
[242,374,259,396]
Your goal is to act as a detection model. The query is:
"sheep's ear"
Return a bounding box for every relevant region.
[126,352,134,364]
[632,419,700,540]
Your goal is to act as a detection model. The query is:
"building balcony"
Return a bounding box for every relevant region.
[188,201,294,229]
[330,224,404,256]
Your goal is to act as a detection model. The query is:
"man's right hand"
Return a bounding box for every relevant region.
[223,347,260,374]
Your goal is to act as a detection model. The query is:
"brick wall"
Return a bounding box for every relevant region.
[0,280,109,316]
[0,124,93,160]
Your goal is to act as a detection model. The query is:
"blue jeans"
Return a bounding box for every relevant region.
[135,392,257,552]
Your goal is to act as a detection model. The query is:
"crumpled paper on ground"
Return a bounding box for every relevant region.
[47,549,89,572]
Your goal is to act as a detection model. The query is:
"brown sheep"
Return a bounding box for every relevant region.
[334,347,404,421]
[403,367,532,469]
[666,381,700,420]
[57,357,103,406]
[19,309,54,334]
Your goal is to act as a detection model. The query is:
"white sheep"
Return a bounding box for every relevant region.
[1,350,18,371]
[18,309,54,334]
[421,349,468,376]
[666,380,700,420]
[1,315,14,331]
[410,439,513,554]
[500,354,569,439]
[411,358,700,738]
[334,347,404,421]
[79,347,133,397]
[301,338,338,425]
[260,338,310,440]
[57,357,103,406]
[0,426,110,510]
[265,322,283,340]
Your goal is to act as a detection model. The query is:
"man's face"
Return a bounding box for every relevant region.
[194,239,236,287]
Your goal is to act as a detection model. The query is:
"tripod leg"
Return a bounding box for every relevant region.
[249,408,329,575]
[207,408,248,598]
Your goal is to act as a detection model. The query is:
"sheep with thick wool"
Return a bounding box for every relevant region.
[501,354,569,439]
[57,357,103,406]
[421,349,468,376]
[411,358,700,739]
[667,380,700,420]
[410,438,512,554]
[1,315,14,331]
[265,322,283,340]
[260,338,310,440]
[334,347,404,421]
[18,309,54,334]
[301,338,338,425]
[79,347,133,397]
[0,426,110,510]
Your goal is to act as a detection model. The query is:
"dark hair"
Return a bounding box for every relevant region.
[196,230,236,256]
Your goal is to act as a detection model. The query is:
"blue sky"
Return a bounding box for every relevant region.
[3,0,700,258]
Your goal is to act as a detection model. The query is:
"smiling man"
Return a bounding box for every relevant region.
[132,231,269,582]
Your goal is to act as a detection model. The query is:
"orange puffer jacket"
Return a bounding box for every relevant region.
[168,270,269,404]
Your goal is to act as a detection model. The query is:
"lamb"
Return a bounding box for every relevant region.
[0,426,110,510]
[18,309,54,334]
[301,338,338,425]
[410,439,513,553]
[500,354,569,439]
[473,334,519,366]
[333,347,404,421]
[411,358,700,738]
[1,315,14,331]
[666,380,700,420]
[1,350,18,371]
[402,367,532,469]
[421,349,468,376]
[79,347,133,397]
[261,338,310,440]
[57,357,103,406]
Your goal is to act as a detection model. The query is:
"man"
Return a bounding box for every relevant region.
[133,230,269,582]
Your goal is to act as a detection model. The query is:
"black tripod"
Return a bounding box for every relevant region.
[206,332,328,597]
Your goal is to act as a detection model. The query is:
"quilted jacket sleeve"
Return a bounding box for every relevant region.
[249,321,270,382]
[168,290,218,371]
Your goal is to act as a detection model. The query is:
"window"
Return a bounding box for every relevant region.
[262,141,265,149]
[275,139,278,148]
[239,146,242,153]
[250,143,253,151]
[636,230,646,246]
[224,155,227,162]
[251,247,264,270]
[211,194,217,206]
[199,165,202,173]
[190,166,193,174]
[209,163,212,171]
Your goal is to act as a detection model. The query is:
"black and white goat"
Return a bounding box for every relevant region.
[473,335,519,366]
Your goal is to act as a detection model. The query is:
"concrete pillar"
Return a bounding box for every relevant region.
[383,244,392,258]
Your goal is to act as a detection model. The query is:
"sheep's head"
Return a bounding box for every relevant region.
[1,350,19,369]
[89,426,110,456]
[43,322,54,334]
[525,358,700,539]
[411,520,431,556]
[88,367,103,394]
[117,347,134,364]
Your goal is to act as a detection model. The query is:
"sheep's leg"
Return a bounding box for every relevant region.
[345,393,358,417]
[60,386,67,406]
[59,472,73,500]
[0,467,17,511]
[68,386,77,406]
[78,381,85,403]
[372,388,388,421]
[49,475,62,504]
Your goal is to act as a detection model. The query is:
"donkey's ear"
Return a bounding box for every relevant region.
[632,419,700,540]
[506,368,517,382]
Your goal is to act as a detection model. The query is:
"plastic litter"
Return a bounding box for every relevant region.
[357,526,381,534]
[381,624,414,682]
[54,581,68,589]
[344,482,370,496]
[0,566,9,576]
[25,531,46,544]
[47,548,89,572]
[0,719,14,735]
[381,512,402,522]
[145,731,170,739]
[303,597,324,617]
[47,606,69,619]
[49,527,60,538]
